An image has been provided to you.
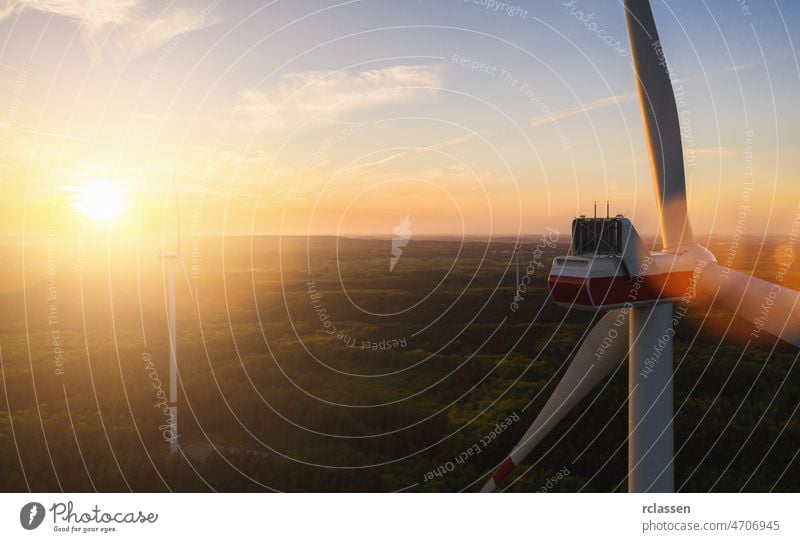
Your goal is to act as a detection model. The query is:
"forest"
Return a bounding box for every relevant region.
[0,233,798,492]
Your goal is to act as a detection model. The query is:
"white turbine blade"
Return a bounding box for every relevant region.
[623,0,693,249]
[481,309,629,492]
[171,181,182,255]
[177,255,195,297]
[699,262,800,347]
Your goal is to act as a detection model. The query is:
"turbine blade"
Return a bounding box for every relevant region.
[177,255,192,289]
[481,309,629,492]
[623,0,693,249]
[172,181,182,255]
[699,262,800,347]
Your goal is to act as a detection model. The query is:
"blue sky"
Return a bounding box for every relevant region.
[1,0,799,238]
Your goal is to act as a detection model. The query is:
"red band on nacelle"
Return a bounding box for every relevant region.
[492,457,516,486]
[549,270,694,308]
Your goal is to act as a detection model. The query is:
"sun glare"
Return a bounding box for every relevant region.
[70,180,127,221]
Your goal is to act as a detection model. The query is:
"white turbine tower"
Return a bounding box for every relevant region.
[159,185,182,455]
[482,0,800,492]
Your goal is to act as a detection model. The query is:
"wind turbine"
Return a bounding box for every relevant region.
[158,184,182,455]
[513,240,523,287]
[482,0,800,492]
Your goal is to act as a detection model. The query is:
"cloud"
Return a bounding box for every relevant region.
[675,61,762,85]
[234,65,442,129]
[531,62,763,128]
[616,147,739,166]
[690,147,738,159]
[530,92,637,127]
[0,0,221,56]
[14,127,113,145]
[348,131,483,171]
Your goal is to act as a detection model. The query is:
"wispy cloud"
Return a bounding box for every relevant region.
[531,61,763,128]
[348,131,483,171]
[0,0,221,56]
[234,65,442,129]
[616,147,739,166]
[13,127,113,145]
[675,61,762,85]
[530,92,636,127]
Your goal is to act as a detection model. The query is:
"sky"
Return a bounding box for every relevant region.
[0,0,799,241]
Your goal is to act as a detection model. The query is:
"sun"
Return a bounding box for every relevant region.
[69,180,127,221]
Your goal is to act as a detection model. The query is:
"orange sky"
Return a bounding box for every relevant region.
[1,0,799,243]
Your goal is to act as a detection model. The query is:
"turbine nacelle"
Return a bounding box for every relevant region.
[548,215,698,309]
[157,250,180,260]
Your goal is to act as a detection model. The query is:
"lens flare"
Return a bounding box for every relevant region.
[69,180,127,221]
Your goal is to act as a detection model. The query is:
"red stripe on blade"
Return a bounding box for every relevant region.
[492,457,516,486]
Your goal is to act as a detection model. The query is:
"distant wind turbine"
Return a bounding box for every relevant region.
[159,183,183,455]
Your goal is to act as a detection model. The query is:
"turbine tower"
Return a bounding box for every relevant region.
[159,185,182,455]
[482,0,800,492]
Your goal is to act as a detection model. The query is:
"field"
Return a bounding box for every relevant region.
[0,233,798,492]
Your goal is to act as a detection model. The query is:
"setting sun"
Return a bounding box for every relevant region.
[69,180,127,221]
